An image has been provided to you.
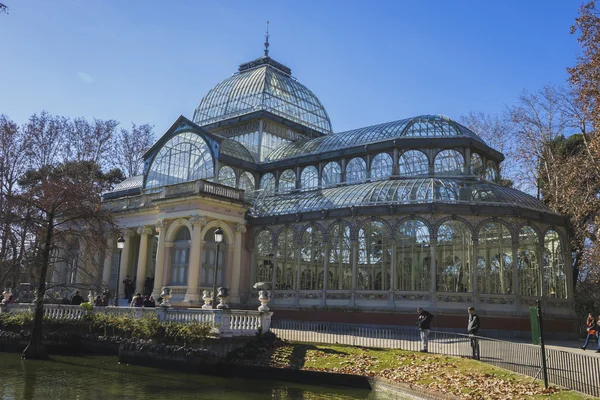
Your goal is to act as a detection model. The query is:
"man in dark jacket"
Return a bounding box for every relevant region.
[70,291,84,305]
[468,307,480,360]
[417,307,434,352]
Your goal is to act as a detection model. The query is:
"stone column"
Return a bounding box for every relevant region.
[162,243,173,286]
[184,215,207,303]
[152,220,168,297]
[119,229,135,299]
[135,226,153,295]
[75,236,88,284]
[102,236,114,289]
[226,244,235,290]
[231,223,246,304]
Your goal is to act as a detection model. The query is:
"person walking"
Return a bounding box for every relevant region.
[581,313,597,351]
[417,307,434,353]
[468,306,481,360]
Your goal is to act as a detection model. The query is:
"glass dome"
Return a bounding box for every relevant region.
[193,56,332,135]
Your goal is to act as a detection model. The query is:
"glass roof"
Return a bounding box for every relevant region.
[109,175,143,192]
[193,57,332,134]
[219,136,256,162]
[249,178,550,217]
[265,115,486,162]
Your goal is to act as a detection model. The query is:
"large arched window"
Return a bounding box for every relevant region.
[146,132,213,188]
[301,166,319,190]
[254,231,274,285]
[396,220,430,291]
[201,227,226,287]
[485,161,498,182]
[399,150,429,176]
[239,171,255,192]
[358,221,391,291]
[328,223,352,290]
[470,153,483,176]
[434,150,464,176]
[260,173,275,195]
[518,226,539,297]
[370,153,393,181]
[543,230,566,299]
[322,162,341,187]
[346,157,367,183]
[170,227,191,286]
[278,169,296,192]
[477,223,513,294]
[436,220,472,292]
[218,166,236,188]
[300,226,324,290]
[276,228,296,290]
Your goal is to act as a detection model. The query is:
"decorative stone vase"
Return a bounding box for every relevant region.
[1,288,12,305]
[202,290,212,309]
[88,291,94,304]
[217,287,229,309]
[160,287,172,307]
[258,290,271,312]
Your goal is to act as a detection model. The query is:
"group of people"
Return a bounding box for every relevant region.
[581,313,600,353]
[417,306,480,359]
[129,292,156,308]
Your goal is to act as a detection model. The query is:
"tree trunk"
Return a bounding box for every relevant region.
[22,213,53,360]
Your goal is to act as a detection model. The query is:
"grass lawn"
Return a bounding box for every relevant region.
[229,338,592,400]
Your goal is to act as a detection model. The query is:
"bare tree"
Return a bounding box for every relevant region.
[115,123,154,177]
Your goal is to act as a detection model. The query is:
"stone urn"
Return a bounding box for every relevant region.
[1,288,12,305]
[258,290,271,312]
[217,287,229,309]
[88,290,94,304]
[160,287,172,307]
[201,290,212,309]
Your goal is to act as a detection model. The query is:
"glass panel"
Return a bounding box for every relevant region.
[485,160,498,181]
[170,227,190,286]
[300,226,324,289]
[239,171,255,192]
[357,222,390,290]
[218,166,236,188]
[346,157,366,184]
[254,231,274,285]
[328,223,352,290]
[146,132,213,189]
[518,226,540,296]
[434,150,464,176]
[300,166,319,190]
[370,153,393,181]
[278,169,296,192]
[477,223,513,294]
[399,150,429,176]
[436,220,472,292]
[396,220,431,291]
[322,161,341,187]
[276,228,296,290]
[261,132,291,162]
[260,173,276,195]
[543,230,566,299]
[471,153,483,176]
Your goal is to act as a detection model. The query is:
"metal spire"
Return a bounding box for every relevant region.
[264,21,270,57]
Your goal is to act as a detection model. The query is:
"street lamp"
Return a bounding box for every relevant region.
[212,228,224,309]
[114,236,125,307]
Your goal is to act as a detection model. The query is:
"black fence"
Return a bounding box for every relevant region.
[271,320,600,397]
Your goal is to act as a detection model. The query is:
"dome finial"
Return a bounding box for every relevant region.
[264,21,270,57]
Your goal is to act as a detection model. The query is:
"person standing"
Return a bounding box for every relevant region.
[580,313,596,350]
[123,275,132,302]
[70,291,84,305]
[417,307,434,353]
[468,307,481,360]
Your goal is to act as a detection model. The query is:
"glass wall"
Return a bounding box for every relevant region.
[346,157,367,183]
[322,162,341,187]
[486,161,498,182]
[276,228,296,290]
[218,166,236,188]
[396,220,431,291]
[518,226,539,296]
[239,171,255,192]
[370,153,393,181]
[357,221,391,290]
[543,230,566,299]
[260,173,276,194]
[434,150,464,176]
[399,150,429,176]
[436,220,472,292]
[279,169,296,192]
[301,166,319,190]
[300,226,324,289]
[477,222,513,294]
[328,223,352,290]
[170,227,190,286]
[471,153,483,176]
[255,231,274,285]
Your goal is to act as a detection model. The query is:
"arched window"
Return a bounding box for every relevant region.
[543,230,566,299]
[518,226,539,296]
[146,132,213,188]
[300,226,324,289]
[470,153,483,176]
[170,227,191,285]
[301,166,319,190]
[322,162,341,187]
[328,223,352,290]
[396,220,430,291]
[477,223,513,294]
[254,231,274,285]
[370,153,393,181]
[434,150,464,176]
[260,173,275,195]
[218,166,236,188]
[201,227,226,287]
[239,171,255,192]
[278,169,296,192]
[485,161,498,181]
[346,157,366,183]
[436,220,472,292]
[276,228,296,290]
[357,221,391,291]
[399,150,429,176]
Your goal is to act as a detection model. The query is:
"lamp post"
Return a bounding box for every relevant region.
[114,236,125,307]
[212,228,223,309]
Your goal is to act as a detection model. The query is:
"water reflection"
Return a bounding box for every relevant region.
[0,354,391,400]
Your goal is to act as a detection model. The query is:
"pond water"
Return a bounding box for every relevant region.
[0,353,394,399]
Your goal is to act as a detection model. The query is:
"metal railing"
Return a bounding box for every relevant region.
[271,320,600,397]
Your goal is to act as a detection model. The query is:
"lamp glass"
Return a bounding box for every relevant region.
[214,228,224,244]
[117,236,125,249]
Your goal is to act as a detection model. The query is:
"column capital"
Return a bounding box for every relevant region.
[156,219,167,233]
[190,214,208,227]
[236,223,247,233]
[165,241,174,248]
[124,228,136,238]
[137,226,154,236]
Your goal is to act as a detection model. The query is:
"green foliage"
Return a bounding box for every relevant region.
[0,311,33,329]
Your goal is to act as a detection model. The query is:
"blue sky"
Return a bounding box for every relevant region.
[0,0,584,135]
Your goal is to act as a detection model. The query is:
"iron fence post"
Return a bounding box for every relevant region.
[537,299,549,389]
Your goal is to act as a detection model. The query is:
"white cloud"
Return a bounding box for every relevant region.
[77,72,94,83]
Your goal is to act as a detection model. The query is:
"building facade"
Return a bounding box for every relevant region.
[74,50,573,332]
